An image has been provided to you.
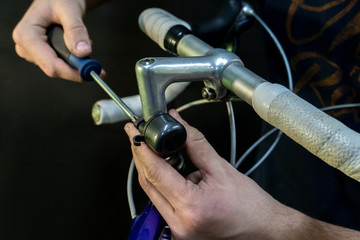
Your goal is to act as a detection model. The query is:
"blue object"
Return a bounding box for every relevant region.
[47,25,102,81]
[127,201,166,240]
[159,227,172,240]
[68,54,102,81]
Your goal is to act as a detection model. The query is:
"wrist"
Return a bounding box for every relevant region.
[261,204,307,240]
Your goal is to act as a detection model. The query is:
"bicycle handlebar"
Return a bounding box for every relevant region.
[138,8,360,181]
[92,82,190,125]
[252,83,360,181]
[138,8,192,51]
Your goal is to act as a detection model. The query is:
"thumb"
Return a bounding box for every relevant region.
[57,2,92,57]
[169,109,224,175]
[63,20,92,58]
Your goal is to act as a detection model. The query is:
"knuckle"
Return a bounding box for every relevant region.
[66,23,88,38]
[130,144,142,157]
[42,64,59,78]
[14,45,24,58]
[184,206,208,231]
[177,195,208,230]
[131,145,163,186]
[144,164,161,185]
[181,185,196,203]
[64,23,89,52]
[189,131,207,147]
[137,173,149,191]
[12,25,22,44]
[68,24,86,33]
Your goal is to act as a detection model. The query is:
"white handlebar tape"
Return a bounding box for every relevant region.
[252,82,360,181]
[92,82,191,125]
[138,8,192,50]
[92,95,142,125]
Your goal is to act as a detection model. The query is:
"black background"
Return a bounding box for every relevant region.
[0,0,267,239]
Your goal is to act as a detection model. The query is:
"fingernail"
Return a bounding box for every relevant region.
[75,41,91,52]
[124,124,130,134]
[100,69,107,79]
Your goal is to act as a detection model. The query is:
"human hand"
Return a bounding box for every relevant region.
[124,109,297,240]
[12,0,105,82]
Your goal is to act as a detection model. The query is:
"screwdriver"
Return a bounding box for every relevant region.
[47,25,138,123]
[47,25,186,156]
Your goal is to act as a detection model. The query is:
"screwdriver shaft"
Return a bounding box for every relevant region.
[90,71,138,123]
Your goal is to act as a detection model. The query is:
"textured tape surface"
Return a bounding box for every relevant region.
[252,83,288,122]
[93,96,142,125]
[93,82,190,125]
[253,83,360,181]
[138,8,191,50]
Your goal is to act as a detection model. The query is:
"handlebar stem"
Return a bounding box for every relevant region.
[135,49,242,121]
[176,34,267,105]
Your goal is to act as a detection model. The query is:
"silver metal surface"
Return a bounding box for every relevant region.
[175,33,267,105]
[135,49,241,121]
[177,34,213,57]
[90,71,138,122]
[222,63,266,105]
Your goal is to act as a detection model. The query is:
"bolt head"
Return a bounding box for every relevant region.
[139,58,155,66]
[202,87,216,100]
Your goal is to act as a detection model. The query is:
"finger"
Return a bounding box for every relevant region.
[186,170,203,184]
[169,109,224,176]
[14,44,32,63]
[131,147,185,230]
[130,156,183,229]
[12,1,83,83]
[99,69,106,80]
[56,1,92,58]
[132,157,180,227]
[33,39,82,81]
[124,123,197,206]
[15,25,82,82]
[55,2,107,81]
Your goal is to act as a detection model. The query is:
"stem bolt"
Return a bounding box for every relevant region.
[202,87,216,100]
[139,58,155,66]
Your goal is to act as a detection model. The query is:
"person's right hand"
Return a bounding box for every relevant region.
[13,0,103,82]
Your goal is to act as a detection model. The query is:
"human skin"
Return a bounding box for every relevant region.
[12,1,360,238]
[12,0,107,82]
[124,109,360,240]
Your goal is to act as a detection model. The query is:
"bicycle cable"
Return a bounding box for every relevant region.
[126,2,360,217]
[238,103,360,176]
[126,100,360,216]
[232,2,293,174]
[237,4,360,175]
[126,99,239,217]
[127,159,137,219]
[126,3,295,216]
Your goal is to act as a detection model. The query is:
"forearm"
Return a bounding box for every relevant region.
[276,207,360,240]
[125,114,360,240]
[305,216,360,239]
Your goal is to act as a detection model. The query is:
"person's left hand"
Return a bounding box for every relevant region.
[124,109,294,240]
